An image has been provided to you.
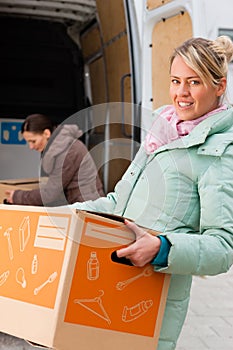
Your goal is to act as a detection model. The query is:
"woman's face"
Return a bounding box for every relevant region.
[23,129,51,152]
[169,55,226,121]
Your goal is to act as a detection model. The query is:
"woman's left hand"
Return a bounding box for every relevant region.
[116,219,162,267]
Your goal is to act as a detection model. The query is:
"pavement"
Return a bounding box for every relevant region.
[176,266,233,350]
[0,267,232,350]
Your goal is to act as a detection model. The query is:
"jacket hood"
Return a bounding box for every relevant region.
[42,124,83,174]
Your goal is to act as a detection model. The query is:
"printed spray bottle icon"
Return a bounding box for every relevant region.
[87,251,99,280]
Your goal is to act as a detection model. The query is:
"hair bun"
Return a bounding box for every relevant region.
[215,35,233,63]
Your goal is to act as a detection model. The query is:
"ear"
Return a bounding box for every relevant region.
[43,129,51,139]
[216,77,227,97]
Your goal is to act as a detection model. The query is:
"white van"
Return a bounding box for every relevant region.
[0,0,233,192]
[0,2,233,349]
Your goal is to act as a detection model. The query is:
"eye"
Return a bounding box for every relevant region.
[190,79,200,86]
[171,79,180,84]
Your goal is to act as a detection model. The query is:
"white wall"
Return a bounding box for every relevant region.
[192,0,233,104]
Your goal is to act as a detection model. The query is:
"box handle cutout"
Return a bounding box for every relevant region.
[111,250,133,266]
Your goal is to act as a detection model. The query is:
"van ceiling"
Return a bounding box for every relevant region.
[0,0,96,26]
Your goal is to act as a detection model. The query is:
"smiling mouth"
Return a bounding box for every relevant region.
[178,102,193,107]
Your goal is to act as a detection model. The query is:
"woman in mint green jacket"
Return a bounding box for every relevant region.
[69,36,233,349]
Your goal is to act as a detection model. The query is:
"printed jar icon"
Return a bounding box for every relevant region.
[87,252,99,280]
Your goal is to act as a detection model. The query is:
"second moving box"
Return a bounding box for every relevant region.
[0,205,170,350]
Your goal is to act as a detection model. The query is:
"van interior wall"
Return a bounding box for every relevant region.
[80,0,133,192]
[0,16,86,124]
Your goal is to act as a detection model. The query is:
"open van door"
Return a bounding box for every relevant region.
[141,0,192,135]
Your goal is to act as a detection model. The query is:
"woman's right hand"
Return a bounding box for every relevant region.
[4,190,15,204]
[116,219,162,267]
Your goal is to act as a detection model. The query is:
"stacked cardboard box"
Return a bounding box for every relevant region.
[0,178,47,203]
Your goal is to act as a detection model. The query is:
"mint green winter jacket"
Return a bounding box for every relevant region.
[70,105,233,350]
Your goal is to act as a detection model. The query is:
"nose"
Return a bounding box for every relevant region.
[28,142,35,150]
[177,82,190,96]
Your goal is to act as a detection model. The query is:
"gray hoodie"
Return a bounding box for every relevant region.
[13,124,105,206]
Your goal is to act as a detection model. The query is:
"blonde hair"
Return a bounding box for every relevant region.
[170,36,233,88]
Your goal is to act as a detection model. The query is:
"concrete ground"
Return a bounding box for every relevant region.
[0,267,232,350]
[176,266,233,350]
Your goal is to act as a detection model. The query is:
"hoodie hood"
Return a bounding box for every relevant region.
[42,124,83,174]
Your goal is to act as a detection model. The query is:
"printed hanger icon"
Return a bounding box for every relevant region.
[74,290,111,325]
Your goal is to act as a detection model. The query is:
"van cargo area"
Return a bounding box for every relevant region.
[0,0,141,192]
[0,17,86,120]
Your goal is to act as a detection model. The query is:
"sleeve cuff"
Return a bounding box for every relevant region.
[151,235,171,267]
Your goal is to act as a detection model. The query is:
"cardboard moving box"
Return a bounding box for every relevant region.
[0,205,170,350]
[0,178,48,203]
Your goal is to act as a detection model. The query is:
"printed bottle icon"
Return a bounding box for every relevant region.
[87,251,99,280]
[31,254,38,275]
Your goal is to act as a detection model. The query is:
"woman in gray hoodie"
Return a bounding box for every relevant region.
[5,114,105,206]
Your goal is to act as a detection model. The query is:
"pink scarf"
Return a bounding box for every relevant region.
[144,105,227,154]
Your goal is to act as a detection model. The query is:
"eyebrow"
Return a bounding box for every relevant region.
[170,75,200,79]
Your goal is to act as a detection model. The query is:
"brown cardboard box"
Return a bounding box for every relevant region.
[0,178,47,203]
[0,206,170,350]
